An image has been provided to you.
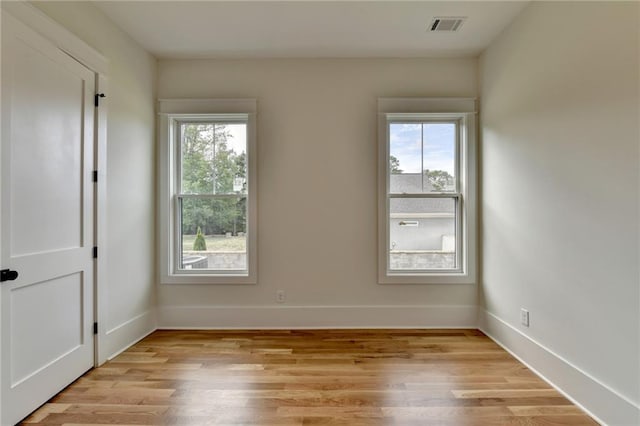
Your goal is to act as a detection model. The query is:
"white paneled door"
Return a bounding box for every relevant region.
[1,13,96,425]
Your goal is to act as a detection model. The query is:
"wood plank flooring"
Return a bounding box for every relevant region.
[22,329,598,425]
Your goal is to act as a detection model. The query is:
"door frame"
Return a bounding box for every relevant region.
[0,2,109,367]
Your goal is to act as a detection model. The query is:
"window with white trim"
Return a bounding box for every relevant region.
[159,99,257,284]
[378,98,476,284]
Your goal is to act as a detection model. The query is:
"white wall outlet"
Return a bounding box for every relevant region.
[276,290,286,303]
[520,308,530,327]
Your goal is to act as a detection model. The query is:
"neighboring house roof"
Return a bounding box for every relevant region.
[389,174,455,215]
[391,198,454,215]
[390,173,433,193]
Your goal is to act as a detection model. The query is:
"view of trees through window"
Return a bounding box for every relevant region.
[179,122,248,270]
[390,155,454,192]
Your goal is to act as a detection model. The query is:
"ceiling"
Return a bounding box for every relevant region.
[93,1,529,59]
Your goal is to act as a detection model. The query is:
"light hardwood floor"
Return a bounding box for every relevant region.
[22,330,598,425]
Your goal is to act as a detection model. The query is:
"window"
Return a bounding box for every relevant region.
[159,99,257,284]
[378,98,476,284]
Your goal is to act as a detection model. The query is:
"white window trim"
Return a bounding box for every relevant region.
[377,98,477,285]
[158,99,257,284]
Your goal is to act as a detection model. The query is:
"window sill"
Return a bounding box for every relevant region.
[161,274,257,285]
[378,272,475,285]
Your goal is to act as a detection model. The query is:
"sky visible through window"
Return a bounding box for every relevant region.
[232,122,452,174]
[226,124,246,155]
[390,123,455,175]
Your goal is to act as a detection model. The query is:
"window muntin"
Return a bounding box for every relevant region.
[378,99,476,285]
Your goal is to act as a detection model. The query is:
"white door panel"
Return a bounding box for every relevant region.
[10,46,85,255]
[1,12,95,425]
[10,272,85,386]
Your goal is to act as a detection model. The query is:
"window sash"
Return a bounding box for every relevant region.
[172,116,251,276]
[176,119,249,196]
[173,116,250,275]
[386,119,461,195]
[385,119,462,274]
[385,193,463,274]
[173,194,249,275]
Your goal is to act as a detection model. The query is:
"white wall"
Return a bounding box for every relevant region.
[32,1,157,359]
[479,2,639,425]
[157,58,478,328]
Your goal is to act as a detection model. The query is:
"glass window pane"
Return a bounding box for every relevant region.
[389,122,457,194]
[180,123,247,195]
[389,123,422,193]
[423,123,456,192]
[179,197,247,271]
[389,197,456,270]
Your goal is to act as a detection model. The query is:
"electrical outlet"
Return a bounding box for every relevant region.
[520,308,530,327]
[276,290,286,303]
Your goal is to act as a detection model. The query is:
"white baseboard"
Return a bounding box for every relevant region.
[158,305,477,329]
[100,309,156,362]
[478,310,640,426]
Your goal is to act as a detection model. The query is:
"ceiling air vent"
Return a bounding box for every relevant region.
[429,17,466,32]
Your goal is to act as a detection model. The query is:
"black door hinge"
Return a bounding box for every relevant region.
[93,322,98,335]
[94,93,105,107]
[93,246,98,259]
[92,170,98,182]
[1,269,19,282]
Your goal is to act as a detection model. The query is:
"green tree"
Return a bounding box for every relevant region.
[390,155,402,173]
[234,152,247,190]
[425,169,453,191]
[180,123,247,236]
[193,226,207,251]
[181,123,233,194]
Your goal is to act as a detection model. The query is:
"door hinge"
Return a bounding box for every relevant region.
[93,246,98,259]
[1,269,19,282]
[93,322,98,335]
[92,170,98,182]
[94,93,105,107]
